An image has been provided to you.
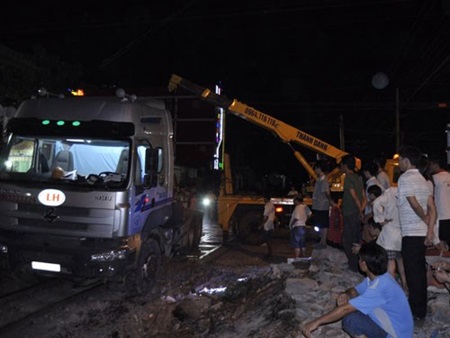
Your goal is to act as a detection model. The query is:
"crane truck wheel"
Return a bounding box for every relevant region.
[237,211,262,244]
[127,238,161,295]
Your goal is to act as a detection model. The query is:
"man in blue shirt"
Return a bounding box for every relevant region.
[302,242,413,338]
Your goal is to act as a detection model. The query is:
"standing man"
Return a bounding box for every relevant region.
[287,185,299,198]
[397,145,436,320]
[373,186,408,292]
[312,161,334,249]
[374,156,391,190]
[289,195,313,258]
[429,157,450,248]
[260,195,275,259]
[362,162,382,243]
[340,155,366,272]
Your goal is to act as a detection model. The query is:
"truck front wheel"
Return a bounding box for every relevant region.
[128,238,161,295]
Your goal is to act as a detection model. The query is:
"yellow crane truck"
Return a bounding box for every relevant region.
[168,74,397,241]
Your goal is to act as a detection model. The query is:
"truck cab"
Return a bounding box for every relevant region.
[0,94,202,294]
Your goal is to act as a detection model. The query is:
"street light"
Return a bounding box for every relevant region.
[372,72,389,90]
[372,72,400,153]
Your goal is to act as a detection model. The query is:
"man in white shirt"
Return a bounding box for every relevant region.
[287,185,299,198]
[312,161,334,249]
[373,186,408,292]
[260,195,275,259]
[362,162,382,242]
[374,157,391,190]
[397,146,436,320]
[429,158,450,247]
[290,195,312,258]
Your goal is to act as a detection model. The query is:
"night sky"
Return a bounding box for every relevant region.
[2,0,450,183]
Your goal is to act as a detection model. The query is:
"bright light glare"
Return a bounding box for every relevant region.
[314,226,320,232]
[70,89,84,96]
[199,286,227,294]
[202,197,211,207]
[0,243,8,254]
[198,278,247,295]
[90,249,127,262]
[4,160,12,169]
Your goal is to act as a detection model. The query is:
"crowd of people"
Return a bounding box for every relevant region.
[279,145,450,337]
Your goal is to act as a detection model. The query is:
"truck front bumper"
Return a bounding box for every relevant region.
[0,231,137,279]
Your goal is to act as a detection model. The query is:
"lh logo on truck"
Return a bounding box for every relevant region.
[38,189,66,206]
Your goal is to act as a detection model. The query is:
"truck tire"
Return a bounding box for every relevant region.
[182,210,203,250]
[128,238,161,295]
[191,212,203,249]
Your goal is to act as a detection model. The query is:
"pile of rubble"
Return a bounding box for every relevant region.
[280,246,450,337]
[3,244,449,337]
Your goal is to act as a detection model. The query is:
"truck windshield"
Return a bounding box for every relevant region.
[0,134,130,186]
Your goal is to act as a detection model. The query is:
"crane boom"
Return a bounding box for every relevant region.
[169,74,358,181]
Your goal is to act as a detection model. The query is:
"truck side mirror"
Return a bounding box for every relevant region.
[144,148,159,187]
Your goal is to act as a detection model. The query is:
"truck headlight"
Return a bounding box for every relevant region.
[0,243,8,254]
[90,249,127,262]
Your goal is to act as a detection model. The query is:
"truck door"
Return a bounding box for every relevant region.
[129,144,169,235]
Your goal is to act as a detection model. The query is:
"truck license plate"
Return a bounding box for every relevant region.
[31,261,61,272]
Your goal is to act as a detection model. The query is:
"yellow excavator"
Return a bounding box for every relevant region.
[168,74,398,241]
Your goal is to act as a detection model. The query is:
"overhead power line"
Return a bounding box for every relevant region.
[100,0,198,68]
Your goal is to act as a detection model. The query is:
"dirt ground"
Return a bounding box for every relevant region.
[1,237,305,338]
[2,234,449,338]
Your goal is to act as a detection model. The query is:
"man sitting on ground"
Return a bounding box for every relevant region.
[302,242,413,338]
[432,261,450,293]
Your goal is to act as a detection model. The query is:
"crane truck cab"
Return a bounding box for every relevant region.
[0,91,203,294]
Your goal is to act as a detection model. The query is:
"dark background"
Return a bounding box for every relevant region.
[1,0,449,186]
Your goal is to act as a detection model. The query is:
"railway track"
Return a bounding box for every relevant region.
[0,276,104,337]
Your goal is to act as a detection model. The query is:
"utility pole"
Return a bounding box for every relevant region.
[339,114,345,151]
[395,88,400,153]
[447,123,450,165]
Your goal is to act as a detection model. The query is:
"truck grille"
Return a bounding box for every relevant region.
[1,203,117,237]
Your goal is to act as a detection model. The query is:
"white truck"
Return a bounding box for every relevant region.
[0,90,203,294]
